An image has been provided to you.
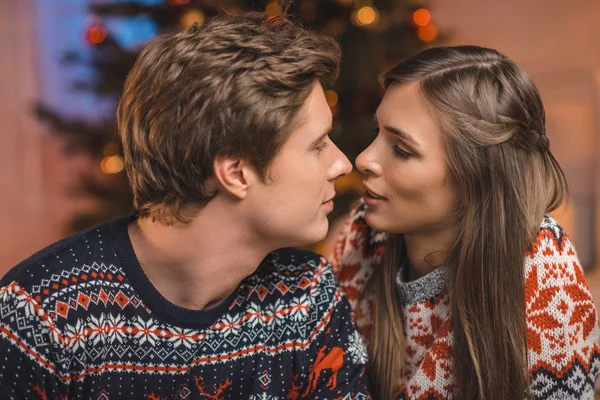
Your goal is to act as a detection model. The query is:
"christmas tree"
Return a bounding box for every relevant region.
[36,0,443,233]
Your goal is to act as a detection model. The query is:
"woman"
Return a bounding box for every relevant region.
[329,45,600,399]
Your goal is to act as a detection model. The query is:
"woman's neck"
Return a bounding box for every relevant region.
[403,227,456,280]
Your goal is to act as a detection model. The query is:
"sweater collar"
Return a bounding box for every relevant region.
[396,259,447,304]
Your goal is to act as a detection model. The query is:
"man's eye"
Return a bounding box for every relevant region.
[316,141,329,154]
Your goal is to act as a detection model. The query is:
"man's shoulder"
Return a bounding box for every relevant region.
[240,248,339,304]
[268,247,325,269]
[229,248,345,347]
[263,247,335,284]
[0,219,118,290]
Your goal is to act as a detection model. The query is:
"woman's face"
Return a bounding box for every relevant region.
[356,82,457,235]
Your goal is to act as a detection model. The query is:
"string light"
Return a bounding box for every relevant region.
[180,9,206,28]
[85,26,107,45]
[412,8,431,27]
[101,155,125,174]
[354,6,378,26]
[418,24,438,42]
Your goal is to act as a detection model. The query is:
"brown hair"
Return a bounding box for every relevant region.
[117,11,341,224]
[368,45,567,399]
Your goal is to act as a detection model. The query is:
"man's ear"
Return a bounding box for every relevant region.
[212,155,258,200]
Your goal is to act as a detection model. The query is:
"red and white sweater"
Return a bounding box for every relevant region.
[330,201,600,399]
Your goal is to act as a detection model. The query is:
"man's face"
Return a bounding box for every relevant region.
[245,81,352,248]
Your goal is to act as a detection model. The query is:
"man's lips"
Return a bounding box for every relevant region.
[323,194,336,204]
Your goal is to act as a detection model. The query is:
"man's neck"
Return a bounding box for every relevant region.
[128,203,273,311]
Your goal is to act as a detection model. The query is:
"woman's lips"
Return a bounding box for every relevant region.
[362,187,386,206]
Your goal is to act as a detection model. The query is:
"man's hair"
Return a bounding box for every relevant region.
[117,12,341,224]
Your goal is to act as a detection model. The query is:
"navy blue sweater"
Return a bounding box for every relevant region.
[0,217,369,399]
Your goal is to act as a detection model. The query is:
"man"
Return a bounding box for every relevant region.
[0,11,370,399]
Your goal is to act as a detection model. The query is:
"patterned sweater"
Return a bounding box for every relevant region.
[0,216,370,399]
[330,201,600,399]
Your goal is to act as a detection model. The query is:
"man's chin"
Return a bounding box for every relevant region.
[293,220,330,249]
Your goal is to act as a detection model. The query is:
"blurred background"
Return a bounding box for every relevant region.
[1,0,600,296]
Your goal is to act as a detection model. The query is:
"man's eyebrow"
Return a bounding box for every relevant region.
[310,126,333,147]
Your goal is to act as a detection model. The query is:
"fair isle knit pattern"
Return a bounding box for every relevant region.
[331,201,600,399]
[0,216,369,399]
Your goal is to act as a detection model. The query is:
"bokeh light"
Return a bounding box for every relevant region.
[356,6,378,26]
[266,2,282,18]
[85,26,107,45]
[417,24,438,42]
[180,9,206,28]
[325,90,339,107]
[412,8,431,27]
[101,155,125,174]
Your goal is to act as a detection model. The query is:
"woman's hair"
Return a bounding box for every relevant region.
[368,45,567,399]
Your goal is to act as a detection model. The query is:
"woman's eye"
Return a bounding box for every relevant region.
[392,145,412,159]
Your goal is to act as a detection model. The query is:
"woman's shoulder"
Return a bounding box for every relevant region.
[525,215,587,304]
[525,215,600,397]
[329,199,387,271]
[326,200,386,313]
[527,215,575,263]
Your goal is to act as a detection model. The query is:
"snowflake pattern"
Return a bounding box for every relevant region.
[0,221,370,399]
[64,319,87,352]
[133,316,160,346]
[332,200,600,399]
[168,327,197,349]
[106,313,126,344]
[347,331,368,365]
[289,294,310,322]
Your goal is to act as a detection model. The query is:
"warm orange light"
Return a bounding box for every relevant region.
[266,2,282,17]
[334,169,363,194]
[324,90,339,107]
[418,24,438,42]
[356,6,377,26]
[168,0,190,5]
[412,8,431,27]
[101,155,124,174]
[86,26,107,45]
[180,9,206,28]
[330,104,339,118]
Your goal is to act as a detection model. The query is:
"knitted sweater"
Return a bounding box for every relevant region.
[0,216,370,399]
[331,201,600,399]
